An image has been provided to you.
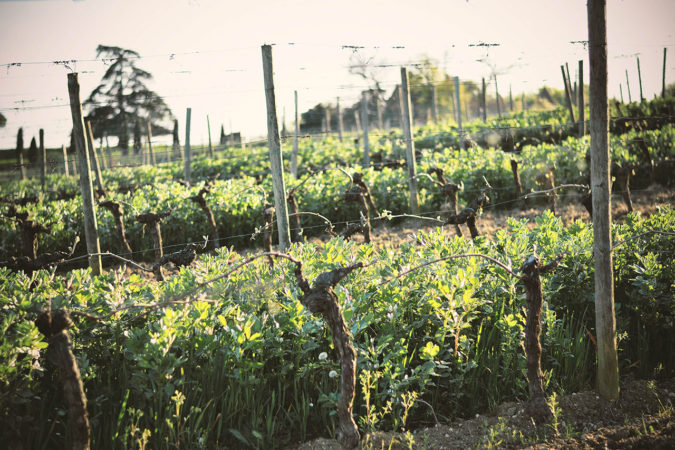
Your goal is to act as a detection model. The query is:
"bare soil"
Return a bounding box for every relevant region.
[292,378,675,449]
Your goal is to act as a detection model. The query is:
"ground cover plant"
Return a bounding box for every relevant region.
[1,206,673,448]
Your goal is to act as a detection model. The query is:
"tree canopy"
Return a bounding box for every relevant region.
[84,45,172,153]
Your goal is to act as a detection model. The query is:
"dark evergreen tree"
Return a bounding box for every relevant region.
[27,137,38,165]
[84,45,172,154]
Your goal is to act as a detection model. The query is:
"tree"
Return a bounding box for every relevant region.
[84,45,172,154]
[27,136,38,165]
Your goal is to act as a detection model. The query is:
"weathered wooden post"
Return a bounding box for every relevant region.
[67,73,102,275]
[146,121,156,166]
[625,69,632,103]
[361,91,370,166]
[662,48,668,98]
[62,144,70,176]
[337,96,344,142]
[578,60,586,136]
[494,74,502,118]
[206,115,213,158]
[184,108,192,184]
[636,56,644,102]
[509,85,514,112]
[261,44,292,251]
[431,83,438,123]
[39,129,46,191]
[325,106,332,137]
[16,128,27,180]
[566,62,575,105]
[291,90,300,178]
[400,67,419,214]
[481,77,487,122]
[588,0,619,401]
[86,121,106,195]
[561,65,576,123]
[454,76,464,150]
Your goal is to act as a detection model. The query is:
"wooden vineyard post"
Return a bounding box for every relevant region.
[206,115,213,158]
[36,310,90,450]
[587,0,619,401]
[578,60,586,136]
[67,73,102,275]
[105,134,113,169]
[291,90,300,178]
[636,56,644,102]
[16,128,27,180]
[62,145,70,176]
[561,65,576,123]
[625,70,632,103]
[454,77,464,150]
[431,83,438,123]
[481,77,487,122]
[494,74,502,119]
[400,67,419,214]
[566,62,575,105]
[522,93,527,111]
[663,48,668,98]
[376,95,383,129]
[361,91,370,167]
[509,85,514,112]
[620,84,624,104]
[184,108,192,184]
[39,129,46,191]
[86,121,106,195]
[261,44,291,251]
[146,121,156,166]
[337,96,344,142]
[325,107,332,137]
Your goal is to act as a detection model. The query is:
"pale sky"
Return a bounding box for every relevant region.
[0,0,673,149]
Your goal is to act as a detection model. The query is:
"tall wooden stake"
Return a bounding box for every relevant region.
[261,44,291,251]
[578,60,586,136]
[619,84,624,103]
[62,145,69,176]
[561,65,577,123]
[291,90,300,178]
[431,83,438,123]
[184,108,191,184]
[625,70,632,103]
[509,84,514,112]
[39,129,46,191]
[147,121,155,166]
[206,115,213,158]
[663,48,668,98]
[494,74,502,118]
[587,0,619,401]
[361,91,370,166]
[481,77,487,121]
[636,56,644,102]
[400,68,419,214]
[454,77,464,150]
[337,96,344,142]
[67,73,102,275]
[86,121,105,195]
